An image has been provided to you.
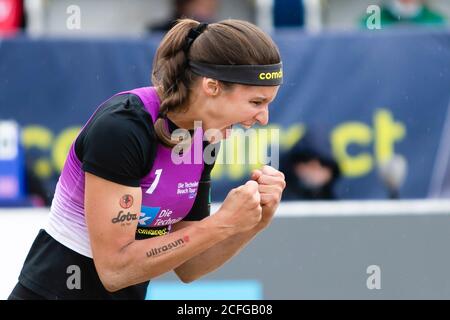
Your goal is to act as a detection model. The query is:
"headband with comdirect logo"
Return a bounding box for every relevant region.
[189,61,283,86]
[184,23,283,86]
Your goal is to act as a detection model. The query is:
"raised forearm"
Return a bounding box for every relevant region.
[100,215,232,292]
[93,178,265,291]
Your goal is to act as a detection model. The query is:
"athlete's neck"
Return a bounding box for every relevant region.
[164,87,219,132]
[166,101,208,131]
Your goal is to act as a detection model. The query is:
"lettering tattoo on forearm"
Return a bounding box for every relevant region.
[146,236,190,258]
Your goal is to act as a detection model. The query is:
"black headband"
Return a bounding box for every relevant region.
[188,61,283,86]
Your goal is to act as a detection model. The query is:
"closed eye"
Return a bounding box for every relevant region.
[251,101,263,106]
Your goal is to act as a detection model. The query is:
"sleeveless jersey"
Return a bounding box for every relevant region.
[45,87,205,258]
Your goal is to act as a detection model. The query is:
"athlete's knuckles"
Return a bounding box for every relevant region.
[264,185,282,193]
[261,193,273,202]
[259,191,270,198]
[261,165,276,174]
[236,187,250,197]
[260,185,277,194]
[232,187,241,194]
[251,170,263,180]
[266,192,280,204]
[268,175,283,184]
[239,189,251,199]
[258,176,276,186]
[245,199,256,208]
[274,185,283,195]
[271,176,284,185]
[264,168,282,178]
[246,186,259,196]
[258,175,271,184]
[276,191,282,202]
[251,194,260,204]
[266,194,277,204]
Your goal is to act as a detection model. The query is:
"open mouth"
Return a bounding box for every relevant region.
[217,122,255,139]
[222,123,253,133]
[215,123,255,142]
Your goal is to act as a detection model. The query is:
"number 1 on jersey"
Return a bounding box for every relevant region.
[146,169,162,194]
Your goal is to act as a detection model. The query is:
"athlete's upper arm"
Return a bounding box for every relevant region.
[79,96,156,282]
[84,172,142,281]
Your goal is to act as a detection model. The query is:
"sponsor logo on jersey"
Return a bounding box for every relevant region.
[139,206,160,226]
[136,225,169,238]
[177,181,198,198]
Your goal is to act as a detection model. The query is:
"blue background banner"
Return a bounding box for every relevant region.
[1,30,449,201]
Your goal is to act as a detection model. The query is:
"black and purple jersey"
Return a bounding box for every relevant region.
[46,87,210,257]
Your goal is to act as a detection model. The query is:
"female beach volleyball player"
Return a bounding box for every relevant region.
[9,19,286,300]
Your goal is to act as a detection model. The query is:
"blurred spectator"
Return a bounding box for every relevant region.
[0,0,26,36]
[24,160,52,207]
[273,0,304,28]
[361,0,447,27]
[281,125,340,200]
[149,0,218,33]
[378,154,408,199]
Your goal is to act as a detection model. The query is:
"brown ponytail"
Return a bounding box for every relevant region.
[151,18,281,147]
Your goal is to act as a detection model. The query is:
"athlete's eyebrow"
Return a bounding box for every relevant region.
[251,96,268,102]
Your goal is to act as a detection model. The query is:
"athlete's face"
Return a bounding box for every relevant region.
[202,81,280,141]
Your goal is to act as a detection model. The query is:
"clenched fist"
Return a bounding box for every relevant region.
[250,165,286,229]
[215,180,263,234]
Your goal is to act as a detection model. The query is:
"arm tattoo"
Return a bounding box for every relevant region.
[112,211,138,225]
[146,236,190,258]
[119,194,134,209]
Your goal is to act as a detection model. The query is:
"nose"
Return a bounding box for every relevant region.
[255,106,269,126]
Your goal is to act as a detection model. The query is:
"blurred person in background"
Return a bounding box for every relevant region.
[24,161,52,207]
[282,125,340,200]
[273,0,305,28]
[360,0,447,27]
[149,0,218,32]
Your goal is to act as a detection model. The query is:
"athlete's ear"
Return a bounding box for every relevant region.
[202,77,220,97]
